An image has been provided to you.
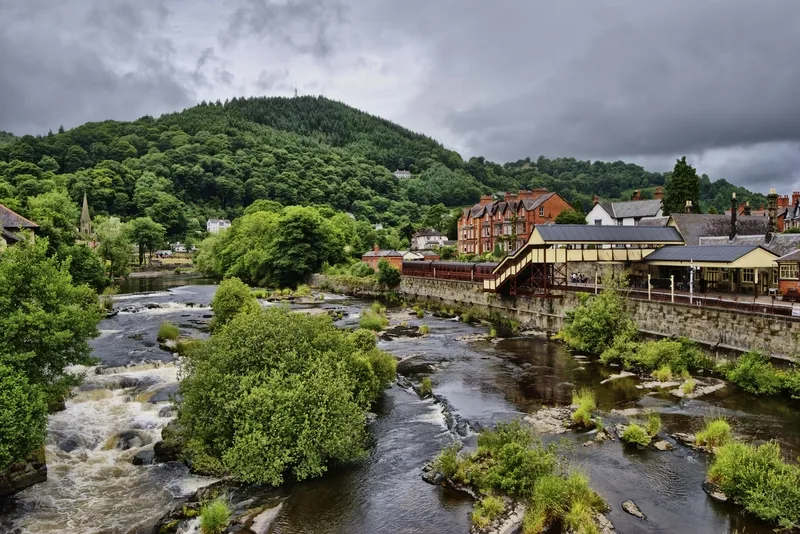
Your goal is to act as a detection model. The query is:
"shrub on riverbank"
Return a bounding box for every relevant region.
[600,337,710,375]
[0,364,47,471]
[695,419,731,449]
[419,377,433,397]
[209,277,260,331]
[708,440,800,530]
[376,259,401,287]
[621,424,651,447]
[571,389,596,428]
[199,498,230,534]
[359,302,389,331]
[722,351,785,396]
[645,412,661,437]
[177,308,396,485]
[555,289,637,355]
[433,421,605,532]
[472,495,504,528]
[157,322,180,341]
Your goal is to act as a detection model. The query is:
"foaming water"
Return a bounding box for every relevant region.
[2,364,216,534]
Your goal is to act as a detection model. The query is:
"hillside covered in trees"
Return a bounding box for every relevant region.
[0,96,766,245]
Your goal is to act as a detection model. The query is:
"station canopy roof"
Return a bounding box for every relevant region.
[530,224,684,245]
[643,245,778,268]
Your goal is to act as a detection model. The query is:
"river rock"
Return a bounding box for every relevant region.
[621,500,646,520]
[154,440,180,462]
[396,354,439,376]
[0,447,47,499]
[249,502,284,534]
[522,406,571,434]
[702,481,728,502]
[600,371,635,384]
[133,449,156,466]
[653,440,675,451]
[58,435,87,453]
[671,432,696,447]
[158,405,174,418]
[114,430,146,450]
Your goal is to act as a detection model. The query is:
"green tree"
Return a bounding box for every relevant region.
[554,209,586,224]
[210,277,260,331]
[376,259,401,287]
[0,238,102,404]
[95,216,131,278]
[177,308,396,484]
[664,157,701,215]
[0,364,47,470]
[26,190,79,254]
[125,217,166,265]
[59,244,108,291]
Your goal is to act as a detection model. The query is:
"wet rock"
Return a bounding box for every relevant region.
[396,355,439,376]
[421,463,439,485]
[249,502,284,534]
[133,449,156,466]
[621,500,645,520]
[455,419,470,437]
[594,513,616,534]
[669,379,726,400]
[594,430,611,443]
[522,406,571,434]
[380,324,422,340]
[159,405,174,418]
[609,407,642,418]
[114,430,146,450]
[636,380,681,390]
[702,481,728,502]
[365,412,378,425]
[148,383,180,403]
[600,371,635,384]
[58,436,86,453]
[0,447,47,499]
[671,432,696,447]
[456,333,490,342]
[154,440,180,463]
[653,440,675,451]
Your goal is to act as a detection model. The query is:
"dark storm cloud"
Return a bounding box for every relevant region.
[0,0,192,135]
[221,0,349,58]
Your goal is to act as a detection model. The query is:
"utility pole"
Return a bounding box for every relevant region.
[294,87,298,97]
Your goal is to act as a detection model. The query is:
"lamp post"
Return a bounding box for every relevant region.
[648,273,651,301]
[689,260,694,305]
[670,275,675,303]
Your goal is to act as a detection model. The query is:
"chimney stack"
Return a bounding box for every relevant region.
[793,191,800,207]
[684,200,694,213]
[767,188,778,242]
[479,195,494,206]
[593,195,600,204]
[373,243,380,253]
[653,186,664,200]
[778,195,790,209]
[631,190,641,201]
[730,193,737,240]
[743,201,752,216]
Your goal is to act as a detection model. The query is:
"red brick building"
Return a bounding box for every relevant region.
[457,190,574,255]
[777,250,800,298]
[361,245,403,271]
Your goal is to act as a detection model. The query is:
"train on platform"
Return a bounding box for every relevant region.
[401,260,498,282]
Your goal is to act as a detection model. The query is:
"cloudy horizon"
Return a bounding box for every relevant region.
[2,0,800,192]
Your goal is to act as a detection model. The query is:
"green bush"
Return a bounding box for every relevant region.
[199,498,230,534]
[621,424,651,447]
[472,495,504,528]
[177,308,395,485]
[682,379,696,394]
[724,351,784,395]
[555,289,638,355]
[419,324,430,336]
[419,377,433,397]
[602,337,711,375]
[282,288,292,296]
[359,307,389,331]
[782,368,800,399]
[434,442,462,478]
[571,388,596,428]
[157,322,180,341]
[708,440,800,529]
[695,418,731,448]
[251,289,268,299]
[349,262,375,278]
[376,259,401,287]
[294,284,311,297]
[210,277,260,331]
[0,364,48,470]
[523,471,605,534]
[645,412,661,437]
[349,329,378,352]
[416,308,425,318]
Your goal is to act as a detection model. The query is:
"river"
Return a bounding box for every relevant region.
[1,277,798,534]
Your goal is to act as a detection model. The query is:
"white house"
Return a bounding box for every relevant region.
[586,197,663,226]
[411,228,448,250]
[207,218,232,234]
[393,169,412,179]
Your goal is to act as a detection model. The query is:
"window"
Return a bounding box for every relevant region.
[539,206,545,216]
[617,219,623,226]
[705,268,720,282]
[780,263,799,280]
[594,219,602,226]
[722,269,730,281]
[742,269,755,283]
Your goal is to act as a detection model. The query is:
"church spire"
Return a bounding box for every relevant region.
[80,193,92,236]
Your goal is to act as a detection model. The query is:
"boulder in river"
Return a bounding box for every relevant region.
[133,449,156,466]
[653,440,675,451]
[702,481,728,502]
[0,447,47,499]
[671,432,697,448]
[154,440,180,463]
[621,500,646,520]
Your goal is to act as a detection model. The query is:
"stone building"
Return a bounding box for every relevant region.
[0,204,38,248]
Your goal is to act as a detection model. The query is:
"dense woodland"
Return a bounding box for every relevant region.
[0,96,768,250]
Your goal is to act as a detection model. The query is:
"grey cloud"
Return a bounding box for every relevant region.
[255,68,291,92]
[220,0,349,57]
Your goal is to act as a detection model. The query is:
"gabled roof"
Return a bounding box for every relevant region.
[0,204,38,229]
[668,214,769,246]
[412,228,445,238]
[207,218,231,224]
[644,245,771,263]
[362,249,403,258]
[777,250,800,262]
[610,199,663,219]
[533,224,683,244]
[521,193,556,211]
[699,234,800,258]
[637,216,670,227]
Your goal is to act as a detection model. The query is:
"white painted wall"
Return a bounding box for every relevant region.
[586,204,615,226]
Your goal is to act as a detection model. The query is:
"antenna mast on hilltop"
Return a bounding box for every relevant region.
[294,87,298,97]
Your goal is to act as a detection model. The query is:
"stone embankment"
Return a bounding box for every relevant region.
[0,448,47,499]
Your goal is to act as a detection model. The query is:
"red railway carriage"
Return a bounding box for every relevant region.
[401,261,498,282]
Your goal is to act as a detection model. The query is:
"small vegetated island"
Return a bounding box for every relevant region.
[174,278,396,485]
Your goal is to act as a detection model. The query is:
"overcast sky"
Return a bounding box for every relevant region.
[2,0,800,193]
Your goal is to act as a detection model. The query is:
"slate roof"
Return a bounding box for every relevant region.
[362,250,403,258]
[668,214,769,246]
[644,245,770,263]
[608,199,663,219]
[777,250,800,262]
[535,224,684,243]
[0,204,38,229]
[637,216,670,227]
[699,234,800,257]
[412,228,445,238]
[465,192,558,219]
[1,228,22,243]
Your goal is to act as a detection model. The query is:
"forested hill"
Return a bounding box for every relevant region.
[0,96,765,241]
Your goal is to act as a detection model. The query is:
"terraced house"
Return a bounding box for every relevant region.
[457,189,574,255]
